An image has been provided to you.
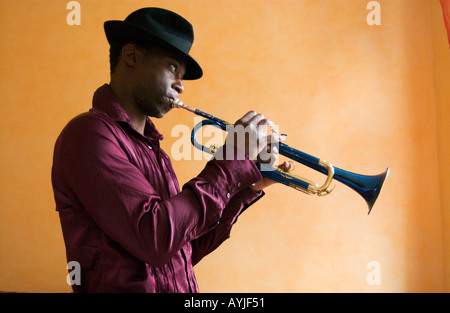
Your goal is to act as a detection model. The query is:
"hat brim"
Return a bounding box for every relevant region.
[104,21,203,80]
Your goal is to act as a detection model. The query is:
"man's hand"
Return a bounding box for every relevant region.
[250,161,293,192]
[226,111,285,161]
[223,110,290,191]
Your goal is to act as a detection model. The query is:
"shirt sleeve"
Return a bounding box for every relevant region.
[53,114,263,267]
[190,187,264,266]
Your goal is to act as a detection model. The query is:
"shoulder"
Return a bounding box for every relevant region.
[60,110,116,139]
[54,111,122,155]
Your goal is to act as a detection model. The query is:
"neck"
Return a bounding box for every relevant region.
[109,78,146,135]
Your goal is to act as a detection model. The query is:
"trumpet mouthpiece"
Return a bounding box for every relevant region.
[170,98,183,109]
[171,99,197,113]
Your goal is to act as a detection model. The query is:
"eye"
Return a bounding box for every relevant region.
[169,63,177,73]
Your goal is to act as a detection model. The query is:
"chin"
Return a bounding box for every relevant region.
[149,108,169,119]
[153,113,165,119]
[157,105,173,118]
[142,104,166,118]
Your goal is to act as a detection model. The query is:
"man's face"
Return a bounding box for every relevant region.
[133,45,186,118]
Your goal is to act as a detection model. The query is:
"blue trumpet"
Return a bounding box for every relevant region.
[172,100,389,214]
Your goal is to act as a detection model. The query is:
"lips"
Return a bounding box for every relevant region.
[165,95,181,108]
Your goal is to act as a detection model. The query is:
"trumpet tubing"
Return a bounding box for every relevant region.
[171,99,389,214]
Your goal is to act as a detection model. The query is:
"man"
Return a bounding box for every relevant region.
[52,7,285,293]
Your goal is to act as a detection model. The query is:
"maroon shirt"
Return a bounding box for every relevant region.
[51,84,264,292]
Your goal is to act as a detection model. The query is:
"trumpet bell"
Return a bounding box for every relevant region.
[333,167,390,214]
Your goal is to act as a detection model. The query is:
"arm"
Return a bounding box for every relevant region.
[190,187,264,266]
[189,161,291,265]
[189,112,290,265]
[54,114,262,267]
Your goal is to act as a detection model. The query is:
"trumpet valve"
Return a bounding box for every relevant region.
[284,161,295,173]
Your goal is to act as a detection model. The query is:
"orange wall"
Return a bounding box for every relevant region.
[0,0,448,292]
[432,0,450,292]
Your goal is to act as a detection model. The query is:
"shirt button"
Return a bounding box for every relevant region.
[237,181,241,188]
[226,192,231,199]
[209,221,220,229]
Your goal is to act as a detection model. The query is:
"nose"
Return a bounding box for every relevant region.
[172,78,184,95]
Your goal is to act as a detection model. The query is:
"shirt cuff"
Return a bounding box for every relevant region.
[198,145,263,207]
[220,188,265,226]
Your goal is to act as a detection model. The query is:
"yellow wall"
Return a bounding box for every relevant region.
[0,0,448,292]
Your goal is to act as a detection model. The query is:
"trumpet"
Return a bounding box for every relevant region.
[171,99,389,214]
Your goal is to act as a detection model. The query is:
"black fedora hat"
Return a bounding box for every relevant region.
[104,7,203,80]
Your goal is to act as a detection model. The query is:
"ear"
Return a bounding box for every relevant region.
[121,43,139,68]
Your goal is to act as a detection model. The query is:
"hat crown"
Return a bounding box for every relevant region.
[124,8,194,53]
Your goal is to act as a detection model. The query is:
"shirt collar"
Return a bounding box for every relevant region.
[91,84,164,141]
